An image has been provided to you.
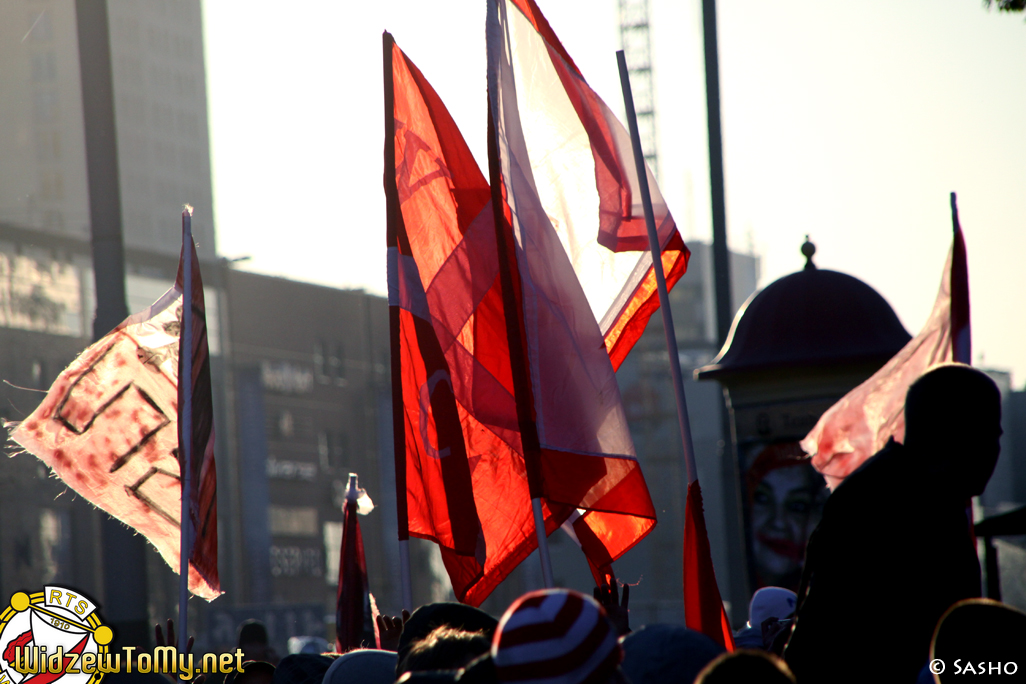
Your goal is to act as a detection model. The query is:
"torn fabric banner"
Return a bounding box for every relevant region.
[11,227,220,600]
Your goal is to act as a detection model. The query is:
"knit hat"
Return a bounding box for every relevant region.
[492,589,620,684]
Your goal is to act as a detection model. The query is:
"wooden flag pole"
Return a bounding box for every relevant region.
[178,206,194,653]
[383,31,415,614]
[616,51,699,486]
[532,498,555,588]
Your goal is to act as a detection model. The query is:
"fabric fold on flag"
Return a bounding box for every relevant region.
[801,207,971,489]
[10,232,220,600]
[683,481,735,651]
[488,0,689,372]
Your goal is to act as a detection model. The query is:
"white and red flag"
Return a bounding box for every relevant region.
[386,15,669,603]
[486,0,685,585]
[10,218,220,599]
[801,194,971,489]
[487,0,689,371]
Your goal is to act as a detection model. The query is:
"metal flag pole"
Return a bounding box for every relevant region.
[178,206,194,653]
[616,51,699,486]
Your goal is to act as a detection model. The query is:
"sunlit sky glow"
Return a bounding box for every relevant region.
[202,0,1026,385]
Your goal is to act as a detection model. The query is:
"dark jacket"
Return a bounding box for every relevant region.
[784,439,981,683]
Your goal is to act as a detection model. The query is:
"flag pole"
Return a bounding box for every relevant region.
[532,499,555,588]
[616,51,698,486]
[178,206,194,653]
[383,31,415,614]
[398,540,413,612]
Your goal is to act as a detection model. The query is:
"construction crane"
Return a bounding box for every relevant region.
[618,0,658,179]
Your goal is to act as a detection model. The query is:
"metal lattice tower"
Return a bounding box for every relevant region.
[618,0,658,179]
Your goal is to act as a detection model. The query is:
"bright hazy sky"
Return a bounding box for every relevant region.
[202,1,1026,386]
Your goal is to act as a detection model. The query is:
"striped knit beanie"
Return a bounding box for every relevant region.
[492,589,621,684]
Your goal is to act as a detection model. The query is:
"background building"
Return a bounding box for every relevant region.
[0,0,219,640]
[201,272,402,653]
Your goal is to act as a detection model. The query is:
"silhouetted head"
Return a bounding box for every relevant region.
[234,661,275,684]
[398,626,490,675]
[903,364,1002,497]
[238,619,269,648]
[396,603,498,677]
[322,650,398,684]
[930,599,1026,682]
[620,625,724,684]
[694,650,795,683]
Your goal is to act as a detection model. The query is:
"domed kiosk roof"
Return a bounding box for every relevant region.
[696,240,911,380]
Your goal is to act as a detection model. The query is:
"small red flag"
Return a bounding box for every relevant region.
[683,481,735,651]
[335,474,379,651]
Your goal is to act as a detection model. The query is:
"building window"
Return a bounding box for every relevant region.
[314,342,328,384]
[40,509,71,584]
[318,431,330,471]
[323,521,342,585]
[278,410,294,438]
[31,360,44,389]
[317,430,347,471]
[329,343,345,385]
[268,506,318,537]
[332,432,347,470]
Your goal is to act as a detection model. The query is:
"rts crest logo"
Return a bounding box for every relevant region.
[0,587,112,684]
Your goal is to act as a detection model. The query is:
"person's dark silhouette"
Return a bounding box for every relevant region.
[784,364,1002,683]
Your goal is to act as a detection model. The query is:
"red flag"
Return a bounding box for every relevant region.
[802,194,971,489]
[336,474,379,651]
[683,481,735,650]
[10,217,220,599]
[177,214,220,598]
[487,0,672,586]
[386,34,491,601]
[386,30,657,605]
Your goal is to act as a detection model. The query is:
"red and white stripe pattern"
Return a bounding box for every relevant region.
[492,590,620,684]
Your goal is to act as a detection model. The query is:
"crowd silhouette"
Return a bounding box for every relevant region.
[153,365,1023,684]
